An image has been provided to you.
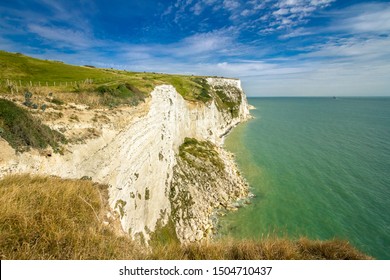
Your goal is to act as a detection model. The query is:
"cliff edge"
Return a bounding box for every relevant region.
[0,76,251,243]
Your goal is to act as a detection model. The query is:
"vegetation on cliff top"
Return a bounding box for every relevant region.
[0,98,66,152]
[0,51,219,107]
[0,175,371,260]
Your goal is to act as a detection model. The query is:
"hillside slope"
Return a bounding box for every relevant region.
[0,50,230,104]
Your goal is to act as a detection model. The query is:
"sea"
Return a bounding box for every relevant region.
[220,97,390,259]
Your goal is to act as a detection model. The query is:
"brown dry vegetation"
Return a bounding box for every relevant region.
[0,175,371,260]
[150,238,370,260]
[0,175,141,259]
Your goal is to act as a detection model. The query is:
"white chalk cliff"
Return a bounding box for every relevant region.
[0,77,251,242]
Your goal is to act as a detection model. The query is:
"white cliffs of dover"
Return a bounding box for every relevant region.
[0,77,251,241]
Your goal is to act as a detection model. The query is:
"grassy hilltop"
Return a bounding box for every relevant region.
[0,50,213,106]
[0,51,372,260]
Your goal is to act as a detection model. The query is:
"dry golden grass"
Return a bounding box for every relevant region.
[3,85,118,109]
[0,174,141,259]
[0,175,371,260]
[148,238,370,260]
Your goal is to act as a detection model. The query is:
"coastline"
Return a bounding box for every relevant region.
[0,77,253,243]
[214,97,390,259]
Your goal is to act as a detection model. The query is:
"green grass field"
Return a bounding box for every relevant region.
[0,51,216,104]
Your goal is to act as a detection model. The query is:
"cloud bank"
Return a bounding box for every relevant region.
[0,0,389,96]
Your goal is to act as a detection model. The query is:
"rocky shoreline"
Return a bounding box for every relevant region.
[170,141,251,243]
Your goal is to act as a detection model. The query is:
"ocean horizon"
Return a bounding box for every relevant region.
[221,96,390,259]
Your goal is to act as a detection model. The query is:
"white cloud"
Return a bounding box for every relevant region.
[161,5,173,16]
[191,2,204,15]
[273,8,289,16]
[28,24,95,49]
[250,0,269,10]
[269,0,335,29]
[278,2,390,39]
[166,28,241,58]
[35,0,92,31]
[204,0,218,4]
[92,28,241,68]
[181,33,229,54]
[329,3,390,34]
[242,59,390,97]
[301,36,390,63]
[0,0,95,51]
[241,9,253,17]
[121,46,154,61]
[223,0,240,11]
[241,36,390,96]
[161,0,335,37]
[2,0,389,97]
[279,27,313,38]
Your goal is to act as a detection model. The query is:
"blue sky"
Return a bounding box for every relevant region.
[1,0,390,96]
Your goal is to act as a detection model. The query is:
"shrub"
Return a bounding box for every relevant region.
[50,98,64,105]
[97,83,146,107]
[0,99,66,152]
[22,91,33,108]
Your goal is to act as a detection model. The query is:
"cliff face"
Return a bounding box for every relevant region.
[171,138,249,242]
[0,77,251,242]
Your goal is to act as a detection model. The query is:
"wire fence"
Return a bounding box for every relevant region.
[0,78,121,94]
[0,78,96,87]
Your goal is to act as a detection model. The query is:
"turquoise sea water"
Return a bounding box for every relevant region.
[221,97,390,259]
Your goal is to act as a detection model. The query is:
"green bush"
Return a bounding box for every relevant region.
[0,99,66,152]
[50,98,64,105]
[97,83,147,107]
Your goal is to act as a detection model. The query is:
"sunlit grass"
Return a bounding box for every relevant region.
[0,51,215,106]
[0,175,371,260]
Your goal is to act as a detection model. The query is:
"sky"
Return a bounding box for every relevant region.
[1,0,390,96]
